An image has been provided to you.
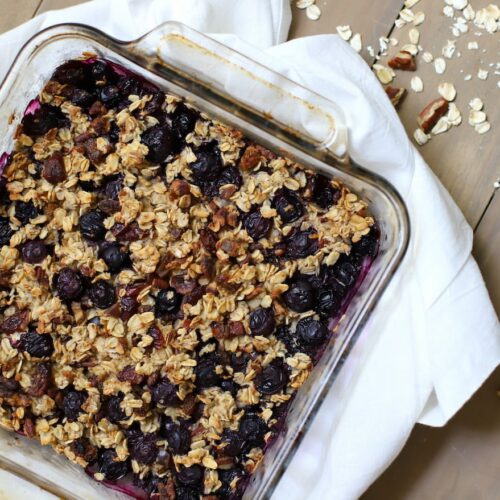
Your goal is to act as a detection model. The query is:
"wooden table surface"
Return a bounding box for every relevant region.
[1,1,499,499]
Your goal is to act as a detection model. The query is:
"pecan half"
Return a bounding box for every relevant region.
[417,97,449,133]
[388,50,416,71]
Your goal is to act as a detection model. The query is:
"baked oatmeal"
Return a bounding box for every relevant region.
[0,57,377,499]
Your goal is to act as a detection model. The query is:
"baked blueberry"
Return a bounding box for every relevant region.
[100,243,129,273]
[315,289,342,318]
[62,389,87,421]
[98,449,130,481]
[89,280,116,309]
[21,240,47,264]
[142,124,181,163]
[296,316,328,346]
[0,216,14,247]
[195,356,220,389]
[79,210,106,241]
[177,464,204,487]
[284,228,319,259]
[243,207,272,241]
[155,288,182,317]
[254,360,289,395]
[172,104,198,139]
[101,395,126,423]
[282,280,314,312]
[19,332,54,358]
[151,379,179,406]
[161,418,191,455]
[273,188,304,223]
[21,103,69,139]
[127,432,158,465]
[249,307,275,336]
[14,201,40,225]
[54,268,84,301]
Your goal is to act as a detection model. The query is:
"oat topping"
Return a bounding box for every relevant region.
[0,58,377,499]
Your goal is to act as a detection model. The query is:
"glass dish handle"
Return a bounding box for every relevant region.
[127,22,348,161]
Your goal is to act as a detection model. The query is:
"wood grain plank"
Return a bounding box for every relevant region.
[0,0,41,34]
[36,0,84,15]
[375,0,500,227]
[289,0,404,64]
[363,364,500,500]
[473,191,500,316]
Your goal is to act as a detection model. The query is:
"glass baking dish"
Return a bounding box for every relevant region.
[0,22,409,499]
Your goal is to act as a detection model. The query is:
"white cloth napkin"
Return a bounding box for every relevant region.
[0,1,498,499]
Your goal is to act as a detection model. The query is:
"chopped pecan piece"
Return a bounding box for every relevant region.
[111,222,146,241]
[42,152,66,184]
[388,50,416,71]
[148,325,165,349]
[228,320,246,337]
[417,97,449,134]
[385,86,407,108]
[170,275,197,295]
[239,145,263,171]
[88,101,107,117]
[170,179,191,198]
[199,228,218,253]
[23,417,36,438]
[91,116,110,135]
[27,362,51,397]
[117,365,145,385]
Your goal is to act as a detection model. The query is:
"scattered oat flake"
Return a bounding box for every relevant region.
[413,11,425,25]
[422,52,434,63]
[463,4,475,20]
[477,69,489,80]
[373,64,395,84]
[469,97,483,110]
[350,33,362,53]
[447,103,462,126]
[414,128,430,145]
[467,41,479,50]
[409,28,420,44]
[438,82,457,101]
[400,8,415,22]
[475,121,491,134]
[401,43,418,55]
[452,0,468,10]
[468,109,487,125]
[443,5,454,17]
[411,76,424,92]
[336,25,352,41]
[306,4,321,20]
[442,40,456,59]
[404,0,420,7]
[296,0,314,8]
[434,57,446,74]
[432,116,451,135]
[395,18,406,28]
[464,74,472,81]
